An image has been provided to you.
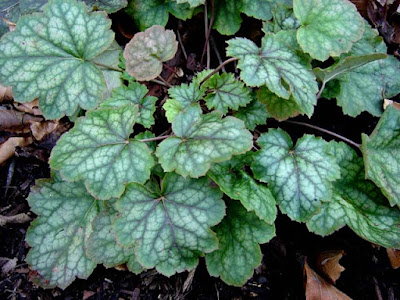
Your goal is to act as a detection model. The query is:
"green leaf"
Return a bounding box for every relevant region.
[26,179,97,289]
[362,105,400,207]
[123,25,178,81]
[156,106,253,177]
[208,162,277,224]
[213,0,274,35]
[86,209,144,272]
[203,72,252,114]
[174,0,204,8]
[262,4,300,34]
[257,86,301,121]
[307,142,400,249]
[101,82,157,128]
[206,201,275,286]
[329,24,400,117]
[50,105,154,200]
[294,0,364,61]
[227,33,318,117]
[126,0,195,31]
[233,96,269,130]
[113,173,225,275]
[84,0,127,12]
[251,128,341,222]
[0,0,115,119]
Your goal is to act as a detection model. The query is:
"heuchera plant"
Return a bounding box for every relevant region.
[1,0,400,289]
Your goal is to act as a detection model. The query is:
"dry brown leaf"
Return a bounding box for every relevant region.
[304,260,352,300]
[30,121,59,141]
[0,137,33,164]
[386,248,400,269]
[383,99,400,110]
[0,85,12,102]
[0,107,43,131]
[14,99,42,116]
[83,290,96,300]
[1,258,17,275]
[316,250,346,284]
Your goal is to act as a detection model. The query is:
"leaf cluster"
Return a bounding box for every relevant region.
[1,0,400,290]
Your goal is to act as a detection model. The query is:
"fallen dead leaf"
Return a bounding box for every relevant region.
[304,260,352,300]
[0,213,32,226]
[383,99,400,110]
[1,257,17,275]
[316,250,346,284]
[0,85,12,102]
[386,248,400,269]
[30,121,59,141]
[0,107,43,131]
[83,290,96,300]
[14,99,42,116]
[0,137,33,164]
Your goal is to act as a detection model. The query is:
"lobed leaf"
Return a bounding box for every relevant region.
[251,128,341,222]
[101,81,157,128]
[362,105,400,207]
[156,105,253,178]
[227,33,318,116]
[123,25,178,81]
[307,142,400,248]
[234,96,269,130]
[0,0,115,119]
[206,201,275,286]
[208,161,277,224]
[50,105,154,200]
[26,179,97,289]
[294,0,364,61]
[113,173,225,275]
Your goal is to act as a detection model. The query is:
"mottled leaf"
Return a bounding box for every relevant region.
[263,4,300,34]
[227,33,318,116]
[156,106,253,177]
[101,82,157,128]
[233,96,269,130]
[203,72,251,115]
[174,0,203,8]
[26,179,97,289]
[123,25,178,81]
[294,0,364,61]
[257,86,301,121]
[307,142,400,248]
[0,0,115,119]
[50,105,154,200]
[206,201,275,286]
[252,128,341,222]
[114,173,225,275]
[84,0,127,12]
[208,161,277,224]
[362,105,400,207]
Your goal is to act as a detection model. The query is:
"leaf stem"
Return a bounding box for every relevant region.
[200,0,215,69]
[94,62,123,72]
[139,135,172,142]
[316,81,326,99]
[199,57,239,85]
[285,120,361,149]
[157,76,173,88]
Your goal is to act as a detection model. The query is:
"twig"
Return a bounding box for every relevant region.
[199,57,239,85]
[200,0,214,69]
[176,27,188,61]
[285,120,361,149]
[139,135,172,142]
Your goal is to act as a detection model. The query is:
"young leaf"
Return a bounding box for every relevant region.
[293,0,364,61]
[307,142,400,249]
[227,33,318,116]
[203,72,252,115]
[123,25,178,81]
[113,173,225,276]
[213,0,274,35]
[83,0,127,12]
[26,179,97,289]
[86,209,143,272]
[0,0,115,119]
[208,162,277,224]
[206,201,275,286]
[50,105,154,200]
[362,105,400,207]
[233,97,269,130]
[156,106,253,178]
[257,86,301,121]
[263,4,300,34]
[329,24,400,117]
[251,128,341,222]
[101,82,157,128]
[126,0,195,31]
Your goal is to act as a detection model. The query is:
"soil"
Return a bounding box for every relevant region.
[1,7,400,300]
